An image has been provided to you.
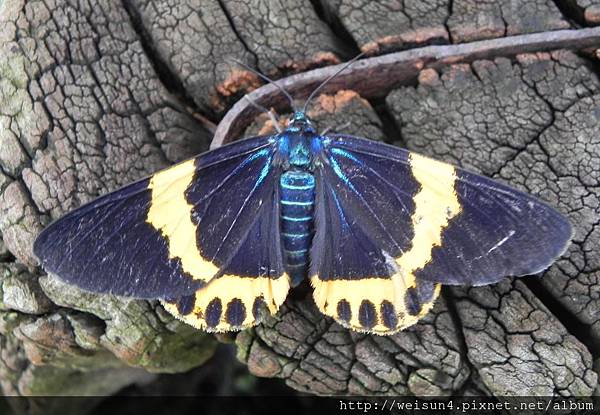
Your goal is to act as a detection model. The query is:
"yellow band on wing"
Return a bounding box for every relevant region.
[309,153,457,334]
[147,159,219,283]
[310,276,440,334]
[162,273,291,331]
[394,153,461,288]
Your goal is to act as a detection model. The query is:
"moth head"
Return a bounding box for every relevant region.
[287,111,316,134]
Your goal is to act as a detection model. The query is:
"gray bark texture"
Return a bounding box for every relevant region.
[0,0,599,407]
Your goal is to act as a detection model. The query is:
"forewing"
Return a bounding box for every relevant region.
[35,135,290,315]
[310,134,571,334]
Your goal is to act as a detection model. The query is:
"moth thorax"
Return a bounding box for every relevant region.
[288,138,312,168]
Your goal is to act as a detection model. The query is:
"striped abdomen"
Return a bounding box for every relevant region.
[280,171,315,286]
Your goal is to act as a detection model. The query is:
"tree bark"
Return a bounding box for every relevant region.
[0,0,598,407]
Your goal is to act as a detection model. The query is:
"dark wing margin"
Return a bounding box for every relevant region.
[34,136,290,308]
[310,134,572,334]
[414,165,573,286]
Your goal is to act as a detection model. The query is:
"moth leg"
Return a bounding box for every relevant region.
[243,96,282,133]
[321,122,351,136]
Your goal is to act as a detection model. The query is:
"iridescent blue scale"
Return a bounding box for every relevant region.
[277,111,319,286]
[280,171,315,286]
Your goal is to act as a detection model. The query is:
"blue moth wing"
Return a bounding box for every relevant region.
[34,177,199,298]
[310,134,572,334]
[35,135,291,331]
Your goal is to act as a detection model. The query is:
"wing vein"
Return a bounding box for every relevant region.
[211,155,274,260]
[327,152,405,255]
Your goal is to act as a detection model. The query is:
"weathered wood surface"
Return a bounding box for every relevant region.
[0,0,598,407]
[213,27,600,148]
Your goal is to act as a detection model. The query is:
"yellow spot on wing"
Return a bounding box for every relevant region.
[310,276,440,335]
[147,159,219,283]
[162,273,291,332]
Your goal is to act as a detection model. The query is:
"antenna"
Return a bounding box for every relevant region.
[302,52,365,114]
[229,59,295,111]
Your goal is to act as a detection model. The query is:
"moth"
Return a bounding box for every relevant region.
[34,61,572,335]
